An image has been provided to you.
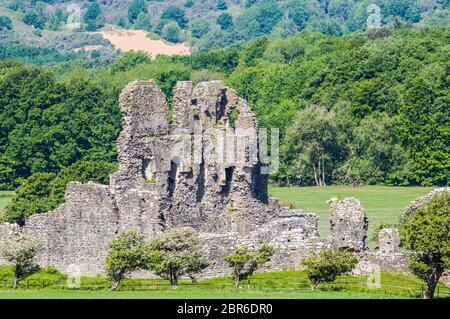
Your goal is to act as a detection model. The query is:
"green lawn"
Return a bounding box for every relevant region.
[2,267,448,299]
[0,289,405,299]
[0,191,13,213]
[269,186,434,247]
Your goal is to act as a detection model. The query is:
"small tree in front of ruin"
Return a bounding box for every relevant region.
[224,245,275,288]
[0,234,41,289]
[301,249,359,289]
[105,230,147,290]
[401,193,450,299]
[144,227,208,288]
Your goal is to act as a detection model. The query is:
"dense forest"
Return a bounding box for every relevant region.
[1,28,449,207]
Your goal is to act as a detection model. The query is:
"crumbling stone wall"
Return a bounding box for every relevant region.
[329,198,368,251]
[0,80,438,278]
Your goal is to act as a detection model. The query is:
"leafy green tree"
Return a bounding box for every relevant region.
[84,0,102,31]
[110,51,150,74]
[282,0,322,30]
[47,9,66,31]
[145,227,208,288]
[22,7,46,29]
[401,193,450,299]
[224,245,275,288]
[2,160,117,225]
[128,0,148,23]
[0,234,42,289]
[217,0,227,10]
[133,12,152,31]
[216,12,233,30]
[238,37,269,67]
[0,15,13,31]
[281,105,339,186]
[2,173,62,225]
[271,17,299,38]
[185,0,194,8]
[301,249,359,289]
[154,64,191,104]
[263,36,305,63]
[161,21,183,43]
[161,6,188,29]
[190,19,210,38]
[105,230,147,290]
[84,0,101,21]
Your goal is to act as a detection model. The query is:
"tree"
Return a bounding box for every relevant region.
[84,0,101,21]
[0,234,42,289]
[161,21,182,43]
[128,0,148,24]
[0,15,13,31]
[216,12,233,30]
[401,193,450,299]
[224,245,275,288]
[145,227,208,288]
[105,230,147,290]
[161,6,188,29]
[2,160,118,225]
[110,51,150,74]
[47,9,66,31]
[185,0,194,8]
[190,19,210,39]
[22,8,46,29]
[217,0,227,10]
[301,249,359,289]
[281,105,339,186]
[84,0,102,31]
[133,12,152,31]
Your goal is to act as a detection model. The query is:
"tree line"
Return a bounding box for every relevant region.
[0,28,449,224]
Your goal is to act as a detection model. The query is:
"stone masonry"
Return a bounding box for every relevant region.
[0,80,446,279]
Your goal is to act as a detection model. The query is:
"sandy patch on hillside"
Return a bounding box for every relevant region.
[95,29,190,58]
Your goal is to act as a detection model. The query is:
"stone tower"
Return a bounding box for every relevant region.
[110,80,271,235]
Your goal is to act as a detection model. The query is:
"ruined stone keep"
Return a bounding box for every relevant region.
[1,80,445,278]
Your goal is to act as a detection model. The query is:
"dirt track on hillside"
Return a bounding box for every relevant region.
[96,29,190,58]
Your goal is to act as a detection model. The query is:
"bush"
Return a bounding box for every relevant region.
[145,227,208,287]
[0,234,42,289]
[216,13,233,30]
[224,245,275,288]
[401,193,450,299]
[0,15,13,31]
[161,21,183,43]
[105,230,147,290]
[302,249,359,289]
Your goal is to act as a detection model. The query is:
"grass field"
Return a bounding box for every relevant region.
[0,191,13,213]
[268,186,434,247]
[2,269,447,299]
[0,289,405,299]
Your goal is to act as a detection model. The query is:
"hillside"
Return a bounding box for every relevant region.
[0,0,449,60]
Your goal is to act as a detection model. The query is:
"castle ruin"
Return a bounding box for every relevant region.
[0,80,446,279]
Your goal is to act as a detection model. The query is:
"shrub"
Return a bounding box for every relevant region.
[0,235,42,289]
[302,249,359,289]
[0,15,13,31]
[145,227,208,288]
[401,193,450,299]
[224,245,275,288]
[105,230,147,290]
